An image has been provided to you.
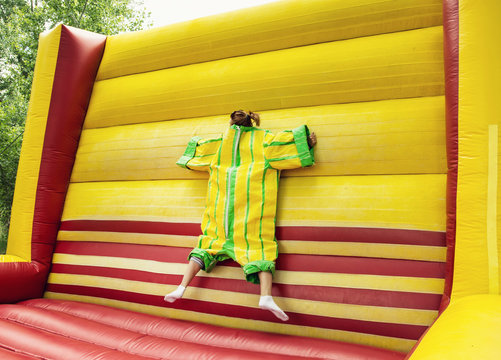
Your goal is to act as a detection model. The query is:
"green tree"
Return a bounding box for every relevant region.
[0,0,151,253]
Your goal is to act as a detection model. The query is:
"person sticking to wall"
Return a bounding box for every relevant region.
[164,110,317,321]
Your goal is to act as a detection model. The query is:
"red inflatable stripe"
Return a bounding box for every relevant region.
[46,284,428,340]
[59,220,446,246]
[280,254,445,278]
[276,226,445,246]
[59,220,202,236]
[53,241,446,278]
[441,0,459,313]
[50,263,442,310]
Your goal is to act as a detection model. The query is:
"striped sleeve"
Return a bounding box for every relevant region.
[176,136,222,171]
[264,125,314,170]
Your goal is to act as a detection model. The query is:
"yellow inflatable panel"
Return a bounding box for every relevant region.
[6,26,62,260]
[84,26,444,129]
[61,175,446,232]
[72,96,446,182]
[409,295,501,359]
[96,0,442,80]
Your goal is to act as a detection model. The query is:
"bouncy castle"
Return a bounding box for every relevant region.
[1,0,500,358]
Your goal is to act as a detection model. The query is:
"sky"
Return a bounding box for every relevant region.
[142,0,281,27]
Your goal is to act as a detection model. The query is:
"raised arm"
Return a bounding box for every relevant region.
[176,135,222,171]
[264,125,315,170]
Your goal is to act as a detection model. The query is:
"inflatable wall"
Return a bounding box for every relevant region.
[0,0,500,359]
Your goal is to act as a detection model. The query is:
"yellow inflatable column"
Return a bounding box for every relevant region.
[451,0,501,299]
[4,26,62,262]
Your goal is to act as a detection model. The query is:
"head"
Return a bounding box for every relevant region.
[230,110,260,127]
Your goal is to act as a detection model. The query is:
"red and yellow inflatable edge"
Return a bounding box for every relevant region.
[0,25,105,303]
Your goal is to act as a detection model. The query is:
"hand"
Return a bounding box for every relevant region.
[307,132,317,148]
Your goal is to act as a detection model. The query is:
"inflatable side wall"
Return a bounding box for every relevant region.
[0,26,106,302]
[408,0,501,358]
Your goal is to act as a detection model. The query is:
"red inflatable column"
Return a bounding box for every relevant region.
[440,0,459,313]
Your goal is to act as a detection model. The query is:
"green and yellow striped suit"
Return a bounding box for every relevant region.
[177,124,314,284]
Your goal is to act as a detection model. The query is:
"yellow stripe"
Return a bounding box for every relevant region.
[61,180,207,223]
[245,131,266,262]
[208,129,233,252]
[280,241,446,262]
[0,255,29,263]
[262,170,278,261]
[47,273,438,326]
[57,230,198,247]
[199,154,217,248]
[278,174,446,232]
[6,25,62,260]
[51,253,444,294]
[487,124,499,294]
[43,292,416,353]
[233,132,252,263]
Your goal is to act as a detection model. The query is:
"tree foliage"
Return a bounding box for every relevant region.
[0,0,151,253]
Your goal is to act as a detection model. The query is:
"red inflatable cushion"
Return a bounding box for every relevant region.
[0,299,405,359]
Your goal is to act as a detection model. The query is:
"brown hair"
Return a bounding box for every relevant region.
[230,110,260,127]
